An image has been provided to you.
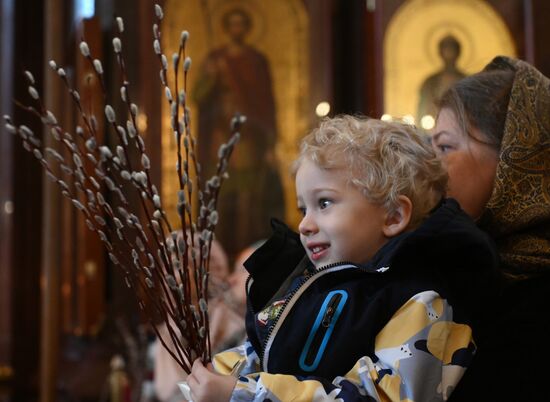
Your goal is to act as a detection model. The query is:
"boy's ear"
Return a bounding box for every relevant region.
[382,195,412,237]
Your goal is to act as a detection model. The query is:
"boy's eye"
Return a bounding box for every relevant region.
[297,206,306,216]
[318,198,332,209]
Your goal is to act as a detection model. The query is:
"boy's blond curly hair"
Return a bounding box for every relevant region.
[295,115,448,229]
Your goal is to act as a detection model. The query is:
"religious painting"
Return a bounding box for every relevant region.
[384,0,516,130]
[416,34,467,125]
[161,0,310,261]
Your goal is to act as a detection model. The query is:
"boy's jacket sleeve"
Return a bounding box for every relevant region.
[213,290,475,402]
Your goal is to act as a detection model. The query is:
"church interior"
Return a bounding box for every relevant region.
[1,0,549,401]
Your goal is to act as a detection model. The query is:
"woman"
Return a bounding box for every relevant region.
[153,237,237,402]
[432,56,550,401]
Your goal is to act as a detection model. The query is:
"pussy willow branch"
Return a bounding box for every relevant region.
[153,20,199,350]
[4,3,243,372]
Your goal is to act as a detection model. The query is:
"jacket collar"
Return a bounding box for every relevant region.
[245,198,498,279]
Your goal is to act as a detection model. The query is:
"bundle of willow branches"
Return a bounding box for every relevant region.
[3,4,242,373]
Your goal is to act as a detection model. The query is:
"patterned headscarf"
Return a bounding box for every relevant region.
[479,56,550,278]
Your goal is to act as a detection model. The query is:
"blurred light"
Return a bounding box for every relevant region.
[381,114,392,122]
[366,0,376,12]
[315,101,330,117]
[3,201,13,214]
[403,114,415,125]
[420,114,435,130]
[84,261,97,279]
[75,0,95,19]
[137,113,148,131]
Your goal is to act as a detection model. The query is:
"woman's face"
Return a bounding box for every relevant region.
[432,108,500,220]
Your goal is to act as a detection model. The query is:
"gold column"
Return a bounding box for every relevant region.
[40,0,64,400]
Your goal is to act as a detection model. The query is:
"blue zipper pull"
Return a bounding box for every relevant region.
[299,290,348,372]
[321,295,341,327]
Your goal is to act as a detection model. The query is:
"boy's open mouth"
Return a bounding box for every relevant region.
[308,244,329,261]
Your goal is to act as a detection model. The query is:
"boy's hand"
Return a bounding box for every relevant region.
[187,359,237,402]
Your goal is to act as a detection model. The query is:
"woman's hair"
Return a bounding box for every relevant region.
[294,115,448,229]
[437,69,515,149]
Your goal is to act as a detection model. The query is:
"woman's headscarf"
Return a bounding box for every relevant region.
[479,56,550,278]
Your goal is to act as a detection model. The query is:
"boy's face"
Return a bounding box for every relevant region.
[296,158,389,269]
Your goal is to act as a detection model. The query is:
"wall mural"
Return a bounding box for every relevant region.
[384,0,516,131]
[162,0,310,260]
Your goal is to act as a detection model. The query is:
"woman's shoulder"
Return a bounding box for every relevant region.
[414,198,499,268]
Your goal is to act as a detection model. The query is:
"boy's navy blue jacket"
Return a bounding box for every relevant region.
[213,199,499,401]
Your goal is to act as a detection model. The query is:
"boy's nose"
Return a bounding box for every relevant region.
[298,214,318,236]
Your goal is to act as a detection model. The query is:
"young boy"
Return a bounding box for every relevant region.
[187,116,497,401]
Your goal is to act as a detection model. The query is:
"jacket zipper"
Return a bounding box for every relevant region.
[259,261,356,371]
[321,293,342,328]
[309,293,343,363]
[306,293,343,365]
[300,291,347,371]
